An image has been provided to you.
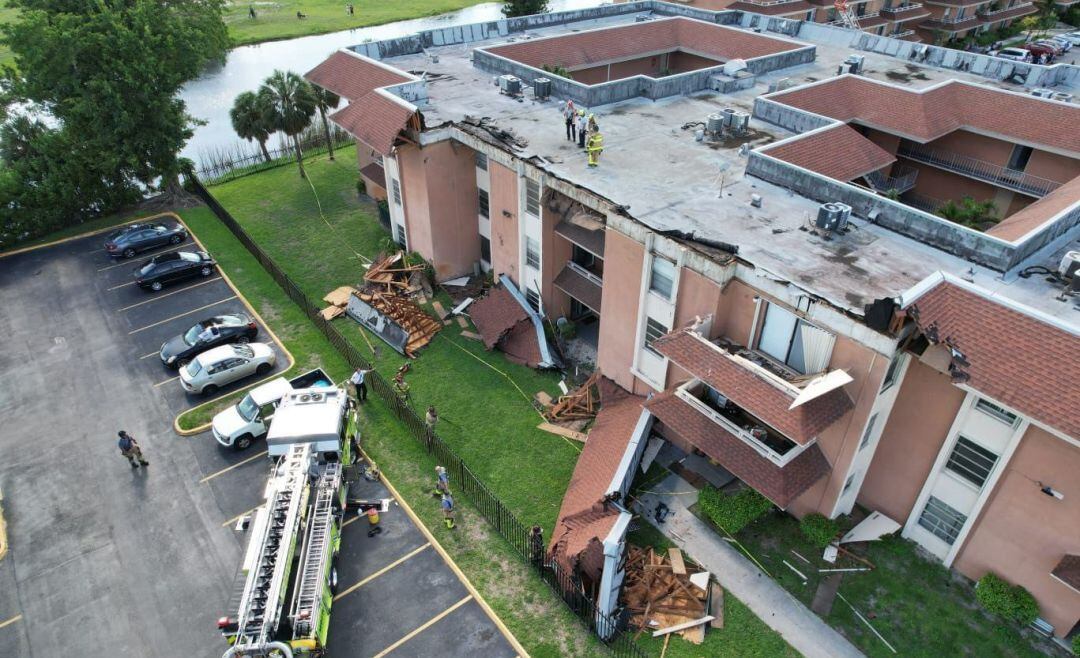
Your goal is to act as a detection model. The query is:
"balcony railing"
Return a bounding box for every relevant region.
[898,143,1063,197]
[566,260,602,286]
[866,164,919,194]
[881,2,927,17]
[902,191,945,213]
[978,2,1033,16]
[675,381,812,468]
[890,29,917,37]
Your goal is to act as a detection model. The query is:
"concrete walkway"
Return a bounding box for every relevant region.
[635,473,864,658]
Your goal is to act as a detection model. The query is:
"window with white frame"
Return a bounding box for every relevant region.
[644,318,669,355]
[880,354,903,392]
[478,189,489,218]
[944,436,998,489]
[394,223,407,248]
[525,287,540,311]
[525,236,540,269]
[649,257,675,300]
[974,399,1018,427]
[391,179,402,205]
[917,496,967,545]
[859,413,878,451]
[475,152,488,171]
[756,302,834,375]
[525,179,541,217]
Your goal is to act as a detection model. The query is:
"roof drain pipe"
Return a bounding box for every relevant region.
[222,642,293,658]
[498,274,557,369]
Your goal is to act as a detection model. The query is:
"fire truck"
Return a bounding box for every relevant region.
[218,386,355,658]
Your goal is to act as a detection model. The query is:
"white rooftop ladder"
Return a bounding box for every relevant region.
[233,443,312,650]
[289,462,342,638]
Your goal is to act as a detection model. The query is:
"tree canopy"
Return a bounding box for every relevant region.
[258,70,316,178]
[502,0,549,19]
[0,0,228,246]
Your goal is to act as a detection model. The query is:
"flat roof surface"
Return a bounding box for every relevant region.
[371,11,1080,323]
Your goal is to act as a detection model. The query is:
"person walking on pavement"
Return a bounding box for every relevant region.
[441,493,456,529]
[563,100,577,142]
[117,431,149,468]
[587,131,604,168]
[425,406,438,430]
[576,110,588,149]
[349,367,369,403]
[432,465,450,497]
[365,505,382,536]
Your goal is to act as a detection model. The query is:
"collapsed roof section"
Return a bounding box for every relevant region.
[468,276,556,369]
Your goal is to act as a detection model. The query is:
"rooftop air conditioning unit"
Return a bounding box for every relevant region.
[498,74,522,95]
[728,111,750,134]
[533,77,551,100]
[1031,88,1055,98]
[816,202,852,232]
[721,107,737,127]
[706,113,725,134]
[722,59,748,76]
[844,54,865,74]
[1052,91,1074,103]
[1059,250,1080,280]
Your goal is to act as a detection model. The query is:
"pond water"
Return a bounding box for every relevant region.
[181,0,606,165]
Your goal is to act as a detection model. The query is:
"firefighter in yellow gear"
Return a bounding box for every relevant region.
[586,131,604,167]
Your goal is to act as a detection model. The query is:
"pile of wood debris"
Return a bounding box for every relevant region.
[363,251,431,298]
[353,291,443,357]
[535,371,600,443]
[621,545,723,647]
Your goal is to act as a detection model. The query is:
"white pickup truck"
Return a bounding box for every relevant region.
[211,369,334,450]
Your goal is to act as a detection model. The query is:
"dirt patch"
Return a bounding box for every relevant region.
[821,244,869,278]
[885,65,931,83]
[706,127,775,150]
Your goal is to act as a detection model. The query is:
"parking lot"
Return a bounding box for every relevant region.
[0,222,519,657]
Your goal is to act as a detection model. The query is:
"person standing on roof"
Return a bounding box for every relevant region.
[563,100,577,142]
[586,131,604,168]
[576,110,588,149]
[117,431,149,469]
[441,493,456,529]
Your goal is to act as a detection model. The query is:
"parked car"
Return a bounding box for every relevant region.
[179,343,276,396]
[1032,40,1063,55]
[1060,32,1080,47]
[211,369,333,450]
[993,47,1032,62]
[1023,43,1057,60]
[159,314,259,369]
[1044,35,1072,52]
[105,221,187,258]
[133,251,216,292]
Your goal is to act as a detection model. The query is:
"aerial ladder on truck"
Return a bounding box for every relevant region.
[834,0,861,30]
[219,387,353,658]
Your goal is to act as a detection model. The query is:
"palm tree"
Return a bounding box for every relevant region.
[258,70,317,178]
[310,85,341,161]
[229,91,274,163]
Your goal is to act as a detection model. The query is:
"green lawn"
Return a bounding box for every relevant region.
[203,145,579,534]
[734,509,1063,658]
[174,205,603,657]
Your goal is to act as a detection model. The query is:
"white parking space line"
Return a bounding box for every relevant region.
[139,350,160,360]
[199,450,268,484]
[222,505,263,528]
[107,281,138,291]
[153,376,180,388]
[0,614,22,630]
[333,544,432,602]
[117,277,222,312]
[128,296,236,335]
[96,244,186,271]
[372,595,473,657]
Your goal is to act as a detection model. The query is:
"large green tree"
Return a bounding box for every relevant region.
[258,70,316,178]
[0,0,228,245]
[502,0,549,18]
[310,85,340,161]
[230,90,275,163]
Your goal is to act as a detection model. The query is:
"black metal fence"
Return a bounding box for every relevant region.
[187,176,651,658]
[195,125,353,185]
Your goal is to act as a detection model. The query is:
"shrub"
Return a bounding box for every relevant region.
[356,177,366,197]
[799,513,841,548]
[699,486,772,534]
[1072,632,1079,656]
[975,573,1040,625]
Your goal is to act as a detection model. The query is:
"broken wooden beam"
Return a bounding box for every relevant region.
[537,422,587,442]
[651,616,714,637]
[668,548,687,576]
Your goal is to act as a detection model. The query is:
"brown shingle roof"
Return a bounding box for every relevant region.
[727,0,816,15]
[909,281,1080,438]
[549,380,645,578]
[359,162,386,190]
[304,50,412,102]
[654,330,854,444]
[329,91,416,156]
[646,392,830,508]
[987,175,1080,241]
[768,76,1080,155]
[468,285,529,349]
[763,124,896,181]
[554,264,603,313]
[484,17,802,73]
[1051,554,1080,593]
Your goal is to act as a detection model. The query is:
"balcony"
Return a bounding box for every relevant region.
[977,2,1036,21]
[554,261,603,314]
[865,164,919,194]
[881,2,932,19]
[890,29,919,38]
[554,218,605,258]
[898,142,1063,197]
[919,13,983,31]
[828,12,892,29]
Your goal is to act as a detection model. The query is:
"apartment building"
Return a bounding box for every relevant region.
[306,3,1080,639]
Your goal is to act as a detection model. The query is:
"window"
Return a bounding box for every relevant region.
[525,236,540,269]
[475,152,488,171]
[880,354,903,392]
[394,223,407,247]
[644,318,669,355]
[525,179,541,217]
[480,236,491,264]
[842,472,857,495]
[756,303,834,375]
[525,287,540,311]
[975,399,1018,426]
[391,179,402,205]
[649,257,675,300]
[478,189,489,218]
[945,436,998,489]
[1007,144,1033,172]
[917,496,967,545]
[859,413,879,451]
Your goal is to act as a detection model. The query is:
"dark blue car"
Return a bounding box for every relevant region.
[105,221,188,258]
